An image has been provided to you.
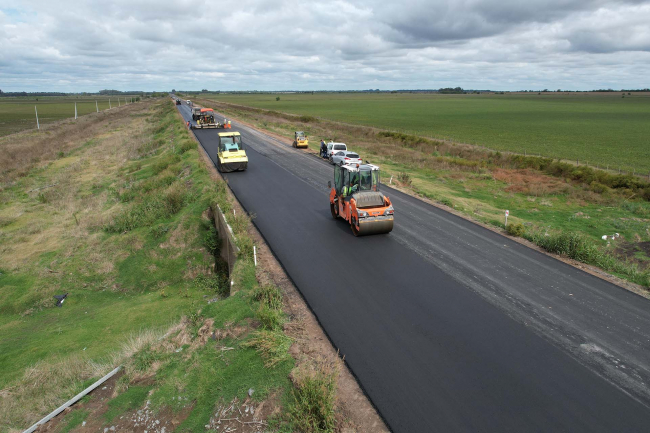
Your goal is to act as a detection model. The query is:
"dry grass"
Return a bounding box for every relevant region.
[0,103,152,186]
[0,325,171,431]
[0,103,156,272]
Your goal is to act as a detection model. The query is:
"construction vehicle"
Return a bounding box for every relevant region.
[293,131,308,148]
[192,108,218,129]
[191,107,202,120]
[175,99,181,105]
[216,132,248,172]
[328,163,394,236]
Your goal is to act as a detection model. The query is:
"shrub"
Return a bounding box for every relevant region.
[590,181,608,194]
[506,223,526,237]
[163,184,186,215]
[257,304,284,331]
[397,172,412,186]
[299,115,317,123]
[290,361,337,433]
[253,285,283,310]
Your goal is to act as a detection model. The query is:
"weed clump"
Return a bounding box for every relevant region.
[253,285,283,310]
[289,360,338,433]
[506,223,526,237]
[258,304,284,331]
[397,172,412,186]
[243,330,292,367]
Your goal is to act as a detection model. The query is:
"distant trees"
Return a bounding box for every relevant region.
[438,87,464,94]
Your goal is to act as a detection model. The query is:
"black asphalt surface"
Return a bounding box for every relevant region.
[176,100,650,432]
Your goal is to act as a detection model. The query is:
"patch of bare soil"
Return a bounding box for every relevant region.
[188,122,389,432]
[493,168,567,195]
[33,371,124,433]
[615,241,650,270]
[204,394,282,433]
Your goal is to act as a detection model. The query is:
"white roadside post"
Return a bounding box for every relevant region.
[505,210,509,227]
[118,97,121,107]
[35,106,40,130]
[96,100,99,112]
[109,98,111,109]
[74,102,78,119]
[254,246,257,267]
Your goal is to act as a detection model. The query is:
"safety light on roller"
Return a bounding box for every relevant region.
[384,206,394,216]
[358,210,369,218]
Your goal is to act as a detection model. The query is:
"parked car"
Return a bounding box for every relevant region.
[331,150,361,166]
[326,142,347,158]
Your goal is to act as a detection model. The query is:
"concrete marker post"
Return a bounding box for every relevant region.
[505,210,509,227]
[74,102,77,120]
[35,106,40,130]
[254,246,257,267]
[96,100,99,112]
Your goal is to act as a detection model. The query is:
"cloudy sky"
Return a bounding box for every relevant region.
[1,0,649,91]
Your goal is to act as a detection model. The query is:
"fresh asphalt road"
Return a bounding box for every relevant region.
[176,101,650,432]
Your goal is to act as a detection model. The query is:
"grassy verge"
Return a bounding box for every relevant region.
[195,98,650,290]
[1,99,338,432]
[0,99,218,429]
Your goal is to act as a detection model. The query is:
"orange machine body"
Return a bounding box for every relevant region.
[329,163,394,236]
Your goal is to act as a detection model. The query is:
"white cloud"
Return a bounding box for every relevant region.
[0,0,649,91]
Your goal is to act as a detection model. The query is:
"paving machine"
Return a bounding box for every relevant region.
[217,132,248,172]
[328,163,394,236]
[193,108,218,129]
[293,131,308,148]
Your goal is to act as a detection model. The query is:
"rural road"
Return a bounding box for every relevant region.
[176,100,650,432]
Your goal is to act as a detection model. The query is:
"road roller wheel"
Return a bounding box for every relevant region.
[351,217,360,236]
[330,203,338,219]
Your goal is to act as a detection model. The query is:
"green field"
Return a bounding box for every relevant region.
[202,92,650,173]
[0,96,138,136]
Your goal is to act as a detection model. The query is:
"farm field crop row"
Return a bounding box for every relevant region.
[0,96,138,137]
[201,92,650,173]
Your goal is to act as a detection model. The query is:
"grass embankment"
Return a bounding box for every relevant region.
[0,96,141,137]
[195,98,650,289]
[199,92,650,174]
[0,100,337,431]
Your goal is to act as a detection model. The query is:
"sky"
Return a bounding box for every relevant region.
[1,0,649,92]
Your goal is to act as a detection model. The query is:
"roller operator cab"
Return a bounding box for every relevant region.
[293,131,308,148]
[217,132,248,172]
[328,163,394,236]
